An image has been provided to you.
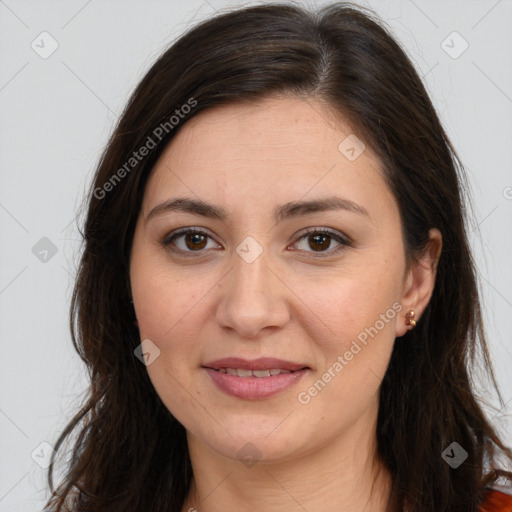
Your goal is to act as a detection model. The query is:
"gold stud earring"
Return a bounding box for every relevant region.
[405,310,416,329]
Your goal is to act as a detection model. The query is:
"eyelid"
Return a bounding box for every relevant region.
[298,226,352,245]
[290,227,352,257]
[160,226,352,257]
[160,227,221,257]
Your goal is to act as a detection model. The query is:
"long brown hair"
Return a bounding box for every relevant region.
[45,2,512,511]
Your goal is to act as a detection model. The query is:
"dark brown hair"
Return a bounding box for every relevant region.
[45,2,512,511]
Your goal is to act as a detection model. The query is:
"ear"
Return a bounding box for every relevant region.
[395,228,442,337]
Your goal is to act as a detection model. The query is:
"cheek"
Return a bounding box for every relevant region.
[297,264,401,352]
[134,280,202,385]
[130,251,196,397]
[131,264,203,420]
[295,276,399,425]
[291,263,402,418]
[131,246,206,343]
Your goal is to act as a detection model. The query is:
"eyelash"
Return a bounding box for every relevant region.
[159,227,352,258]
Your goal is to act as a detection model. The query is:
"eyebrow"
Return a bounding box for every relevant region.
[146,196,370,224]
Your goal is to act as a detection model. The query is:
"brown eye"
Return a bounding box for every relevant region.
[184,232,207,250]
[293,228,351,256]
[308,233,331,251]
[161,228,219,255]
[161,227,350,258]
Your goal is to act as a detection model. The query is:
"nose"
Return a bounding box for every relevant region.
[215,244,291,339]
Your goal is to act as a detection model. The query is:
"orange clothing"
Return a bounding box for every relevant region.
[480,488,512,511]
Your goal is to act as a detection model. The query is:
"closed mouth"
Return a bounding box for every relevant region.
[211,368,303,377]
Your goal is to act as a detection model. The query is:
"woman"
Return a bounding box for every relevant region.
[45,2,512,511]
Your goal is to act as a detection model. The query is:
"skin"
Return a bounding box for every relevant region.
[129,95,442,512]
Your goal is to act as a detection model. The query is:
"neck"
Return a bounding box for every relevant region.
[181,406,393,512]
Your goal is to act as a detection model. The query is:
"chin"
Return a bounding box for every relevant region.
[186,413,317,466]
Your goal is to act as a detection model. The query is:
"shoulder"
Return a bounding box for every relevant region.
[480,485,512,512]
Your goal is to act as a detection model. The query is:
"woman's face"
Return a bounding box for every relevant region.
[130,96,436,464]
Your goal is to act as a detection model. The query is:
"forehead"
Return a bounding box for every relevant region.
[163,95,367,164]
[142,96,396,226]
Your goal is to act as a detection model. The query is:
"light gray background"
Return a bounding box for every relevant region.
[1,0,511,509]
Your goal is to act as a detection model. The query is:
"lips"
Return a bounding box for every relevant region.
[202,357,309,400]
[203,357,308,372]
[218,368,292,377]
